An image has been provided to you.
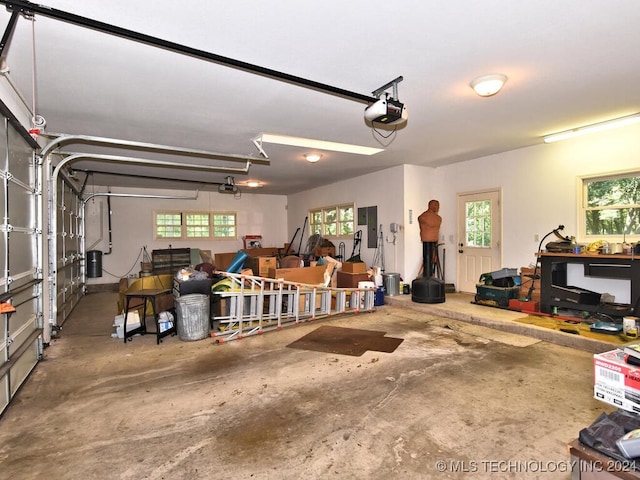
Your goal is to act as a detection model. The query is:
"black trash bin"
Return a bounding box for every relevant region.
[86,250,103,278]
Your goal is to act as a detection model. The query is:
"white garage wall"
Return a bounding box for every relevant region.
[433,122,640,298]
[434,122,640,302]
[84,122,640,301]
[287,165,408,277]
[287,122,640,299]
[403,164,443,280]
[84,187,288,285]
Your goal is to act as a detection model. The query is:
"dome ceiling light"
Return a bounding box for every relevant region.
[470,74,508,97]
[304,153,322,163]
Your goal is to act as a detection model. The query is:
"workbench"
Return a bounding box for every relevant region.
[568,438,640,479]
[123,288,174,344]
[538,253,640,316]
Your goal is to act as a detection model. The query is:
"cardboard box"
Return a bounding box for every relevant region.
[268,265,328,284]
[520,267,540,286]
[337,271,371,288]
[214,252,238,271]
[315,246,336,257]
[243,247,279,257]
[594,349,640,414]
[246,256,277,277]
[342,262,367,274]
[113,312,141,339]
[519,267,540,302]
[214,249,280,271]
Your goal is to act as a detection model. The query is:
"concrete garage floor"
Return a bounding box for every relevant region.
[0,291,618,480]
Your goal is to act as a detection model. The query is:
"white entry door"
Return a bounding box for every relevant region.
[457,190,502,293]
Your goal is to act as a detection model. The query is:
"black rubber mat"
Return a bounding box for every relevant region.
[287,325,404,356]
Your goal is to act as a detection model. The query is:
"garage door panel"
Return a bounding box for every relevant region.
[7,294,38,350]
[9,338,39,396]
[7,126,34,183]
[0,118,41,417]
[8,231,36,278]
[0,375,8,414]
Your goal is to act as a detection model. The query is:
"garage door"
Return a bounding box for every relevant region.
[0,118,42,416]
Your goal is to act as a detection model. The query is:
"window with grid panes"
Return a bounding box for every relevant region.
[155,212,182,239]
[581,170,640,240]
[308,204,354,237]
[212,213,237,239]
[154,211,236,240]
[465,200,491,248]
[185,213,210,238]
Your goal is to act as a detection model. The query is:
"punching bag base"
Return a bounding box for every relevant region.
[411,276,445,304]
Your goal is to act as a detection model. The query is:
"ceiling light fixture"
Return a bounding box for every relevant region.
[470,74,508,97]
[543,113,640,143]
[245,180,262,188]
[304,153,322,163]
[254,133,384,158]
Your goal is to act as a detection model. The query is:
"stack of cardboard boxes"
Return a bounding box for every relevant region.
[519,266,541,304]
[246,256,277,277]
[336,261,370,288]
[505,266,541,313]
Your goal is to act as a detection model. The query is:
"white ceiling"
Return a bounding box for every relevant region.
[1,0,639,195]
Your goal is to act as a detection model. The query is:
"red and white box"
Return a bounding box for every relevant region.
[594,349,640,413]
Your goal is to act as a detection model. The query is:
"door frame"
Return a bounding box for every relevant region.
[456,188,503,293]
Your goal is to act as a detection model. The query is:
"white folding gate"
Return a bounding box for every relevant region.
[211,271,376,343]
[0,118,43,416]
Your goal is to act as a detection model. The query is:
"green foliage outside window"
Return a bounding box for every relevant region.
[465,200,491,248]
[213,214,236,238]
[339,206,354,235]
[585,174,640,236]
[156,213,182,238]
[186,213,210,238]
[155,211,236,240]
[309,204,354,238]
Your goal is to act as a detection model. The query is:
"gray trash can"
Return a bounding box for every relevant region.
[176,294,210,341]
[382,273,401,296]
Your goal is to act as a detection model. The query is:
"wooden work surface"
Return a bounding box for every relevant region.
[124,288,174,313]
[540,252,638,260]
[568,439,640,479]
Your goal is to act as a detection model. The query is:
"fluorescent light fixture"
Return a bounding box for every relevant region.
[543,113,640,143]
[256,132,384,155]
[470,74,507,97]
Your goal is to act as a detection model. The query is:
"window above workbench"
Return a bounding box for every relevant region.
[580,169,640,242]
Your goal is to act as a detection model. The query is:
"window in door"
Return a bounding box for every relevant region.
[465,200,492,248]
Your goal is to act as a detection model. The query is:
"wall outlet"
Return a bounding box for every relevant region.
[534,234,539,243]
